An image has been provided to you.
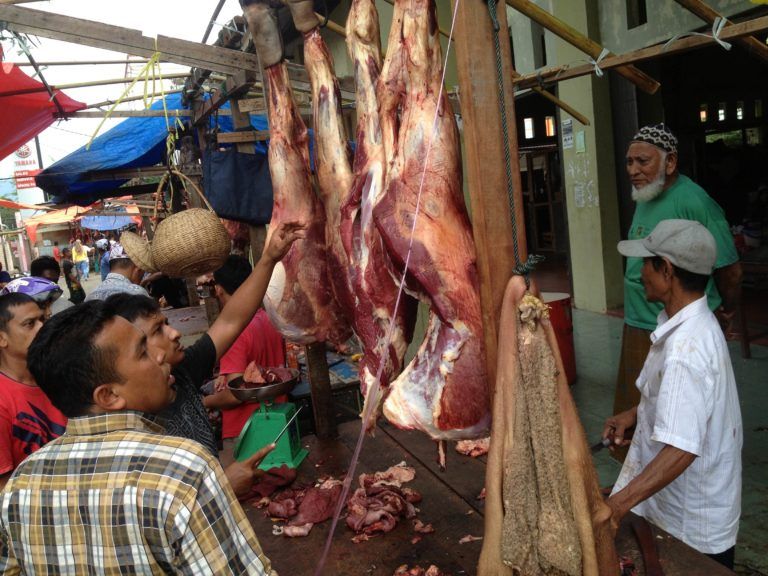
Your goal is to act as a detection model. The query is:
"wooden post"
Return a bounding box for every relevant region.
[305,343,338,439]
[672,0,768,63]
[505,0,660,94]
[453,0,526,396]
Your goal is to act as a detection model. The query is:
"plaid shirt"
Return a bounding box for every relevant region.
[0,412,273,575]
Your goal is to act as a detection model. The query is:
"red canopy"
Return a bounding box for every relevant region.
[0,47,86,161]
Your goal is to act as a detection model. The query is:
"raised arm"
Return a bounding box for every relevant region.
[206,221,306,361]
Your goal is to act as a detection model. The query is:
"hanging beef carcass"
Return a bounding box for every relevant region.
[478,276,619,576]
[286,0,417,420]
[374,0,490,441]
[242,0,350,346]
[342,0,417,415]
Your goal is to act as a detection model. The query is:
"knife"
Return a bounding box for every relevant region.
[590,437,611,453]
[272,405,303,445]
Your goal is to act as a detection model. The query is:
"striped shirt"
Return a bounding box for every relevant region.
[612,296,742,554]
[0,412,273,575]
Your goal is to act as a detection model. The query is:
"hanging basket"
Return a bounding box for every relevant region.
[150,170,231,277]
[120,231,157,273]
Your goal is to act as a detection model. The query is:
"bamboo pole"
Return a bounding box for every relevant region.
[0,72,190,98]
[527,84,590,125]
[84,89,183,110]
[505,0,660,94]
[9,59,152,66]
[514,14,768,90]
[314,12,347,37]
[672,0,768,63]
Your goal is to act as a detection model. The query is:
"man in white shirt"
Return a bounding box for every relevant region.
[603,219,742,569]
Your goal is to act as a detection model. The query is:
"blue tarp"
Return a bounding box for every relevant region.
[79,214,136,231]
[36,94,275,205]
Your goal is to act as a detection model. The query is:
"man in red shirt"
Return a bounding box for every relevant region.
[203,255,286,442]
[0,293,66,489]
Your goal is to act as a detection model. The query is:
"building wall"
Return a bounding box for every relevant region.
[549,0,625,312]
[599,0,758,53]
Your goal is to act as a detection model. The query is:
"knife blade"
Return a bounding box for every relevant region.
[590,437,611,453]
[272,405,303,445]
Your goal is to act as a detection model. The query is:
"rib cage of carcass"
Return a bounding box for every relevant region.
[242,0,489,443]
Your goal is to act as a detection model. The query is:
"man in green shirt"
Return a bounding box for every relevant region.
[614,124,742,423]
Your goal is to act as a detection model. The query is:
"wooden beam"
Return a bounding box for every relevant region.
[0,5,259,75]
[453,0,525,398]
[0,73,190,98]
[514,14,768,90]
[192,69,256,125]
[67,110,193,118]
[504,0,661,94]
[672,0,768,63]
[216,130,271,144]
[83,166,201,182]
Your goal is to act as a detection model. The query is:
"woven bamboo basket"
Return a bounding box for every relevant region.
[150,170,231,277]
[120,231,157,273]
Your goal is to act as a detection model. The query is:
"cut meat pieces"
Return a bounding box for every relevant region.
[242,2,350,346]
[375,0,489,440]
[342,0,417,418]
[345,463,419,535]
[477,276,619,576]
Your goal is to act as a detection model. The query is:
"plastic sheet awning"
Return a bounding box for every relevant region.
[0,47,86,162]
[35,93,188,205]
[36,94,273,205]
[24,205,91,243]
[80,204,141,231]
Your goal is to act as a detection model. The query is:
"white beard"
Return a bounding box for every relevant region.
[631,165,667,203]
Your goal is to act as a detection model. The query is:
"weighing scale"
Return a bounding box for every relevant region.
[229,371,308,470]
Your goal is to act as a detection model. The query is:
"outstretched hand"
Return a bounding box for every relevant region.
[263,221,307,264]
[224,443,276,498]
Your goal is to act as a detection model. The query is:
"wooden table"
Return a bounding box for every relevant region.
[240,420,733,575]
[163,304,209,345]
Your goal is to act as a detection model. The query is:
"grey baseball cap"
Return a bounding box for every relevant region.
[617,219,717,275]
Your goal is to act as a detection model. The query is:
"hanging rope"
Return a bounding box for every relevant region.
[486,0,543,285]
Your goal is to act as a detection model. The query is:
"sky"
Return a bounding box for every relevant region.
[0,0,246,189]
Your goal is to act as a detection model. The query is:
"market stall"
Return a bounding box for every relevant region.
[2,0,765,573]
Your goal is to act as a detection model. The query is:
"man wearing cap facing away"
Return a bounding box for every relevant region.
[602,219,742,569]
[615,124,742,426]
[85,242,149,301]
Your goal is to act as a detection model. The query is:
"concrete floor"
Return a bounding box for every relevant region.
[76,268,767,572]
[571,309,768,575]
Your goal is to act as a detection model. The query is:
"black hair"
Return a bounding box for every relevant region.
[62,247,72,256]
[105,293,160,323]
[108,258,133,271]
[213,255,252,296]
[30,256,60,278]
[650,256,709,293]
[28,301,122,418]
[0,293,36,332]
